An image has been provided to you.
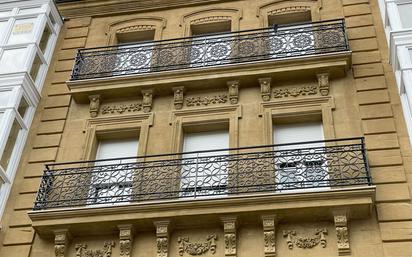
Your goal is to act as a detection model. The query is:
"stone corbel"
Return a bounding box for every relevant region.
[261,215,276,257]
[173,86,185,110]
[221,216,237,257]
[154,220,170,257]
[142,89,154,113]
[54,229,70,257]
[333,210,350,255]
[227,80,239,104]
[317,73,330,96]
[259,78,272,102]
[118,224,134,257]
[88,95,101,118]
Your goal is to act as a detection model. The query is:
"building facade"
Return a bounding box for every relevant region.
[0,0,62,219]
[378,0,412,145]
[0,0,411,257]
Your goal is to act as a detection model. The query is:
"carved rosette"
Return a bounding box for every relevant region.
[155,220,170,257]
[283,229,328,249]
[75,241,115,257]
[317,73,330,96]
[333,211,350,255]
[118,224,133,257]
[88,95,101,118]
[227,80,239,104]
[173,87,184,110]
[221,216,237,257]
[261,215,276,257]
[259,78,272,102]
[142,89,154,113]
[273,85,318,98]
[178,235,217,256]
[54,229,70,257]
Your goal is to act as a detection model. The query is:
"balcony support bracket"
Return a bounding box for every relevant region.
[118,224,134,257]
[259,78,272,102]
[333,209,351,256]
[54,229,71,257]
[317,73,330,96]
[173,86,185,110]
[227,81,239,104]
[154,220,171,257]
[221,216,237,257]
[88,95,101,118]
[261,214,277,257]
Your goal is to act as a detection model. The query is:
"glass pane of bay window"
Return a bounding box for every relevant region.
[17,97,29,119]
[30,54,43,82]
[398,3,412,28]
[8,18,36,44]
[39,24,52,55]
[0,119,22,173]
[0,48,27,73]
[0,21,8,41]
[0,90,12,107]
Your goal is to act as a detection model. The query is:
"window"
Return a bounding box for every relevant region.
[0,21,8,42]
[273,121,328,191]
[0,90,12,107]
[180,130,229,198]
[8,18,36,44]
[398,3,412,28]
[0,48,28,73]
[189,21,232,67]
[89,137,138,204]
[0,120,22,173]
[39,24,52,55]
[114,30,155,75]
[29,54,44,83]
[17,97,28,119]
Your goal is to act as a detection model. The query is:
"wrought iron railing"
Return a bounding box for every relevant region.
[33,138,371,210]
[70,19,350,80]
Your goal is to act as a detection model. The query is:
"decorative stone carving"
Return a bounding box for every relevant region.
[227,81,239,104]
[101,103,142,114]
[54,229,70,257]
[333,210,350,255]
[142,89,154,113]
[283,229,328,249]
[259,78,272,102]
[173,87,184,110]
[317,73,330,96]
[261,215,276,257]
[155,220,170,257]
[186,95,228,107]
[268,6,311,16]
[118,224,133,257]
[117,24,155,33]
[75,241,115,257]
[221,216,237,256]
[191,16,231,25]
[89,95,101,118]
[178,235,217,256]
[273,85,318,98]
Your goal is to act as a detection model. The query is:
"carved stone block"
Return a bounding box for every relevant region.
[142,89,154,113]
[118,224,133,257]
[227,80,239,104]
[178,235,217,256]
[54,229,70,257]
[259,78,272,102]
[333,210,350,255]
[283,228,327,249]
[317,73,330,96]
[88,95,101,118]
[154,220,170,257]
[75,241,115,257]
[221,216,237,257]
[261,215,276,257]
[173,86,184,110]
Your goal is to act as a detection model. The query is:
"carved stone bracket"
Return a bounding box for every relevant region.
[317,73,330,96]
[142,89,154,113]
[173,86,184,110]
[75,241,115,257]
[178,235,217,256]
[333,210,350,255]
[259,78,272,102]
[227,80,239,104]
[54,229,70,257]
[283,228,327,249]
[273,85,318,98]
[221,216,237,257]
[261,215,276,257]
[118,224,134,257]
[88,95,101,118]
[155,220,170,257]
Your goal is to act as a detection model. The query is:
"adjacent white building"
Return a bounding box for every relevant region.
[0,0,62,218]
[378,0,412,144]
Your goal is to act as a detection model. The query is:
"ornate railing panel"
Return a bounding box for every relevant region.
[70,19,349,80]
[33,138,371,210]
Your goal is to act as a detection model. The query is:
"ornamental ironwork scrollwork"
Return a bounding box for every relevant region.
[178,235,217,256]
[70,19,349,80]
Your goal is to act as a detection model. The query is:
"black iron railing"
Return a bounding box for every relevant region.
[33,138,371,210]
[70,19,350,80]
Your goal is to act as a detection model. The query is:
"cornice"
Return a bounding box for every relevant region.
[57,0,238,19]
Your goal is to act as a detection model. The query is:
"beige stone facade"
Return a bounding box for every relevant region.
[0,0,411,257]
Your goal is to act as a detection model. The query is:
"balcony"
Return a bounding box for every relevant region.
[29,138,374,236]
[66,19,352,101]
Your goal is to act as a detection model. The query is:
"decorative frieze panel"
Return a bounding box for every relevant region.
[88,95,101,118]
[283,228,327,249]
[75,241,115,257]
[227,80,239,104]
[186,95,228,107]
[221,216,237,257]
[54,229,70,257]
[101,103,142,114]
[273,85,318,98]
[155,220,170,257]
[259,78,272,102]
[178,235,217,256]
[118,224,134,257]
[261,215,276,257]
[333,210,350,255]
